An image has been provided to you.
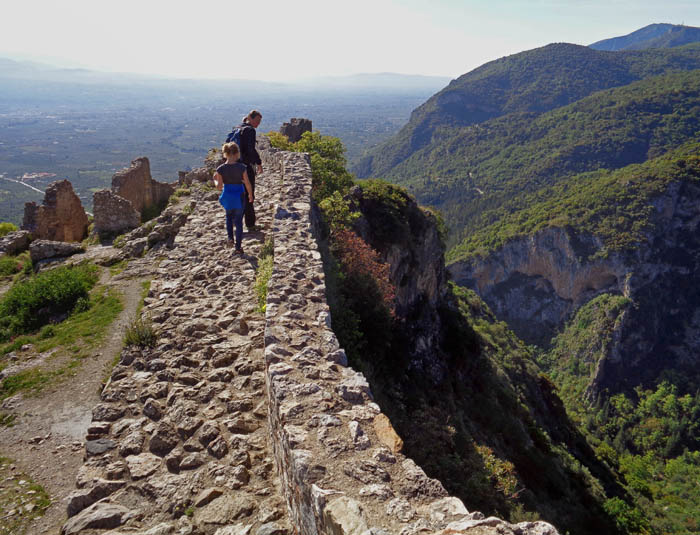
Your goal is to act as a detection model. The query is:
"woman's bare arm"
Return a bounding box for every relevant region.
[213,172,223,191]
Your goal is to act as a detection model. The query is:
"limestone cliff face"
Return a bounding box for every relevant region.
[350,185,449,382]
[449,179,700,397]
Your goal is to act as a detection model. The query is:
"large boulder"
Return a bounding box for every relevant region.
[0,230,31,256]
[30,240,85,263]
[111,157,174,215]
[92,190,140,236]
[279,118,312,143]
[22,179,88,242]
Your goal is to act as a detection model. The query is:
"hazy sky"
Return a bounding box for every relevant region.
[1,0,699,80]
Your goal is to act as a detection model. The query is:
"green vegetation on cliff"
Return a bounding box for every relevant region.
[448,142,700,262]
[540,295,700,534]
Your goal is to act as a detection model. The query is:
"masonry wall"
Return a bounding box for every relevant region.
[260,147,559,535]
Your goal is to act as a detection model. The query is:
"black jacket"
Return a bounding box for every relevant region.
[237,122,261,166]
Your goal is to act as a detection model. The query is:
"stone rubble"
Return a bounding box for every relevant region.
[0,229,31,256]
[61,143,559,535]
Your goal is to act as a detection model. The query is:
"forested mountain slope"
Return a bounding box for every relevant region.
[354,42,700,180]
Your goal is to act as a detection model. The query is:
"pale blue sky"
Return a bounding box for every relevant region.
[1,0,699,80]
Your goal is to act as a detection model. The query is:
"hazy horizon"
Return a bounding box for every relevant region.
[2,1,699,81]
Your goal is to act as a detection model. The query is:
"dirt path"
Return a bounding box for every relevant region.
[0,258,154,534]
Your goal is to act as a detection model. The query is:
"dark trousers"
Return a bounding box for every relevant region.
[226,206,244,249]
[244,164,256,228]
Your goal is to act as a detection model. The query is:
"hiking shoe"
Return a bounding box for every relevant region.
[246,225,262,232]
[225,239,234,247]
[234,248,244,255]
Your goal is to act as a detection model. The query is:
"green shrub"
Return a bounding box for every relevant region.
[73,296,90,314]
[112,234,127,249]
[0,256,20,277]
[0,222,18,238]
[38,325,55,339]
[319,191,360,233]
[266,131,294,150]
[0,264,98,339]
[123,315,157,348]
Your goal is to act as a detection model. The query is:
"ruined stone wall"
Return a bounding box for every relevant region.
[111,157,175,215]
[279,118,312,143]
[21,179,88,242]
[260,148,559,535]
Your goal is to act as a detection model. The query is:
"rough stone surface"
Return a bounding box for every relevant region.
[179,167,211,186]
[279,118,312,143]
[93,190,141,236]
[372,413,404,453]
[29,239,85,263]
[61,502,133,535]
[61,141,558,535]
[22,179,88,242]
[111,157,174,215]
[0,230,31,255]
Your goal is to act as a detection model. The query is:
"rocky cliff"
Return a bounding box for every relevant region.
[449,178,700,398]
[339,182,623,535]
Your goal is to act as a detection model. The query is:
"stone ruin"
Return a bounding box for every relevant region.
[279,118,312,143]
[111,157,174,215]
[92,190,140,237]
[92,157,176,237]
[21,179,89,242]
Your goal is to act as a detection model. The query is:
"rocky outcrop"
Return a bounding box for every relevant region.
[178,167,211,186]
[111,157,174,216]
[115,200,195,259]
[349,185,449,382]
[449,227,628,346]
[29,240,85,263]
[450,179,700,397]
[92,190,141,236]
[0,230,31,256]
[279,118,312,143]
[21,179,88,242]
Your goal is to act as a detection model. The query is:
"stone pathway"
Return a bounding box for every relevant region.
[62,179,290,535]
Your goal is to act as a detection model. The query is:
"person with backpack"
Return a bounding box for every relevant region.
[225,110,263,230]
[213,142,254,254]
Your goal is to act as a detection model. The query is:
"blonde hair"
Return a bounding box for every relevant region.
[222,142,240,158]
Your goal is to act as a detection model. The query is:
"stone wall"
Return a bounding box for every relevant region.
[111,157,175,215]
[22,179,88,242]
[259,147,559,535]
[92,190,141,236]
[279,118,312,143]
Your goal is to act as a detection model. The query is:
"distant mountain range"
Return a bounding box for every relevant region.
[0,57,450,94]
[590,23,700,51]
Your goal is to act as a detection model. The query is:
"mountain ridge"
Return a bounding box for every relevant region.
[590,23,700,51]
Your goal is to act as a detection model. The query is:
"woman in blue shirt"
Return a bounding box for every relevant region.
[213,142,254,254]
